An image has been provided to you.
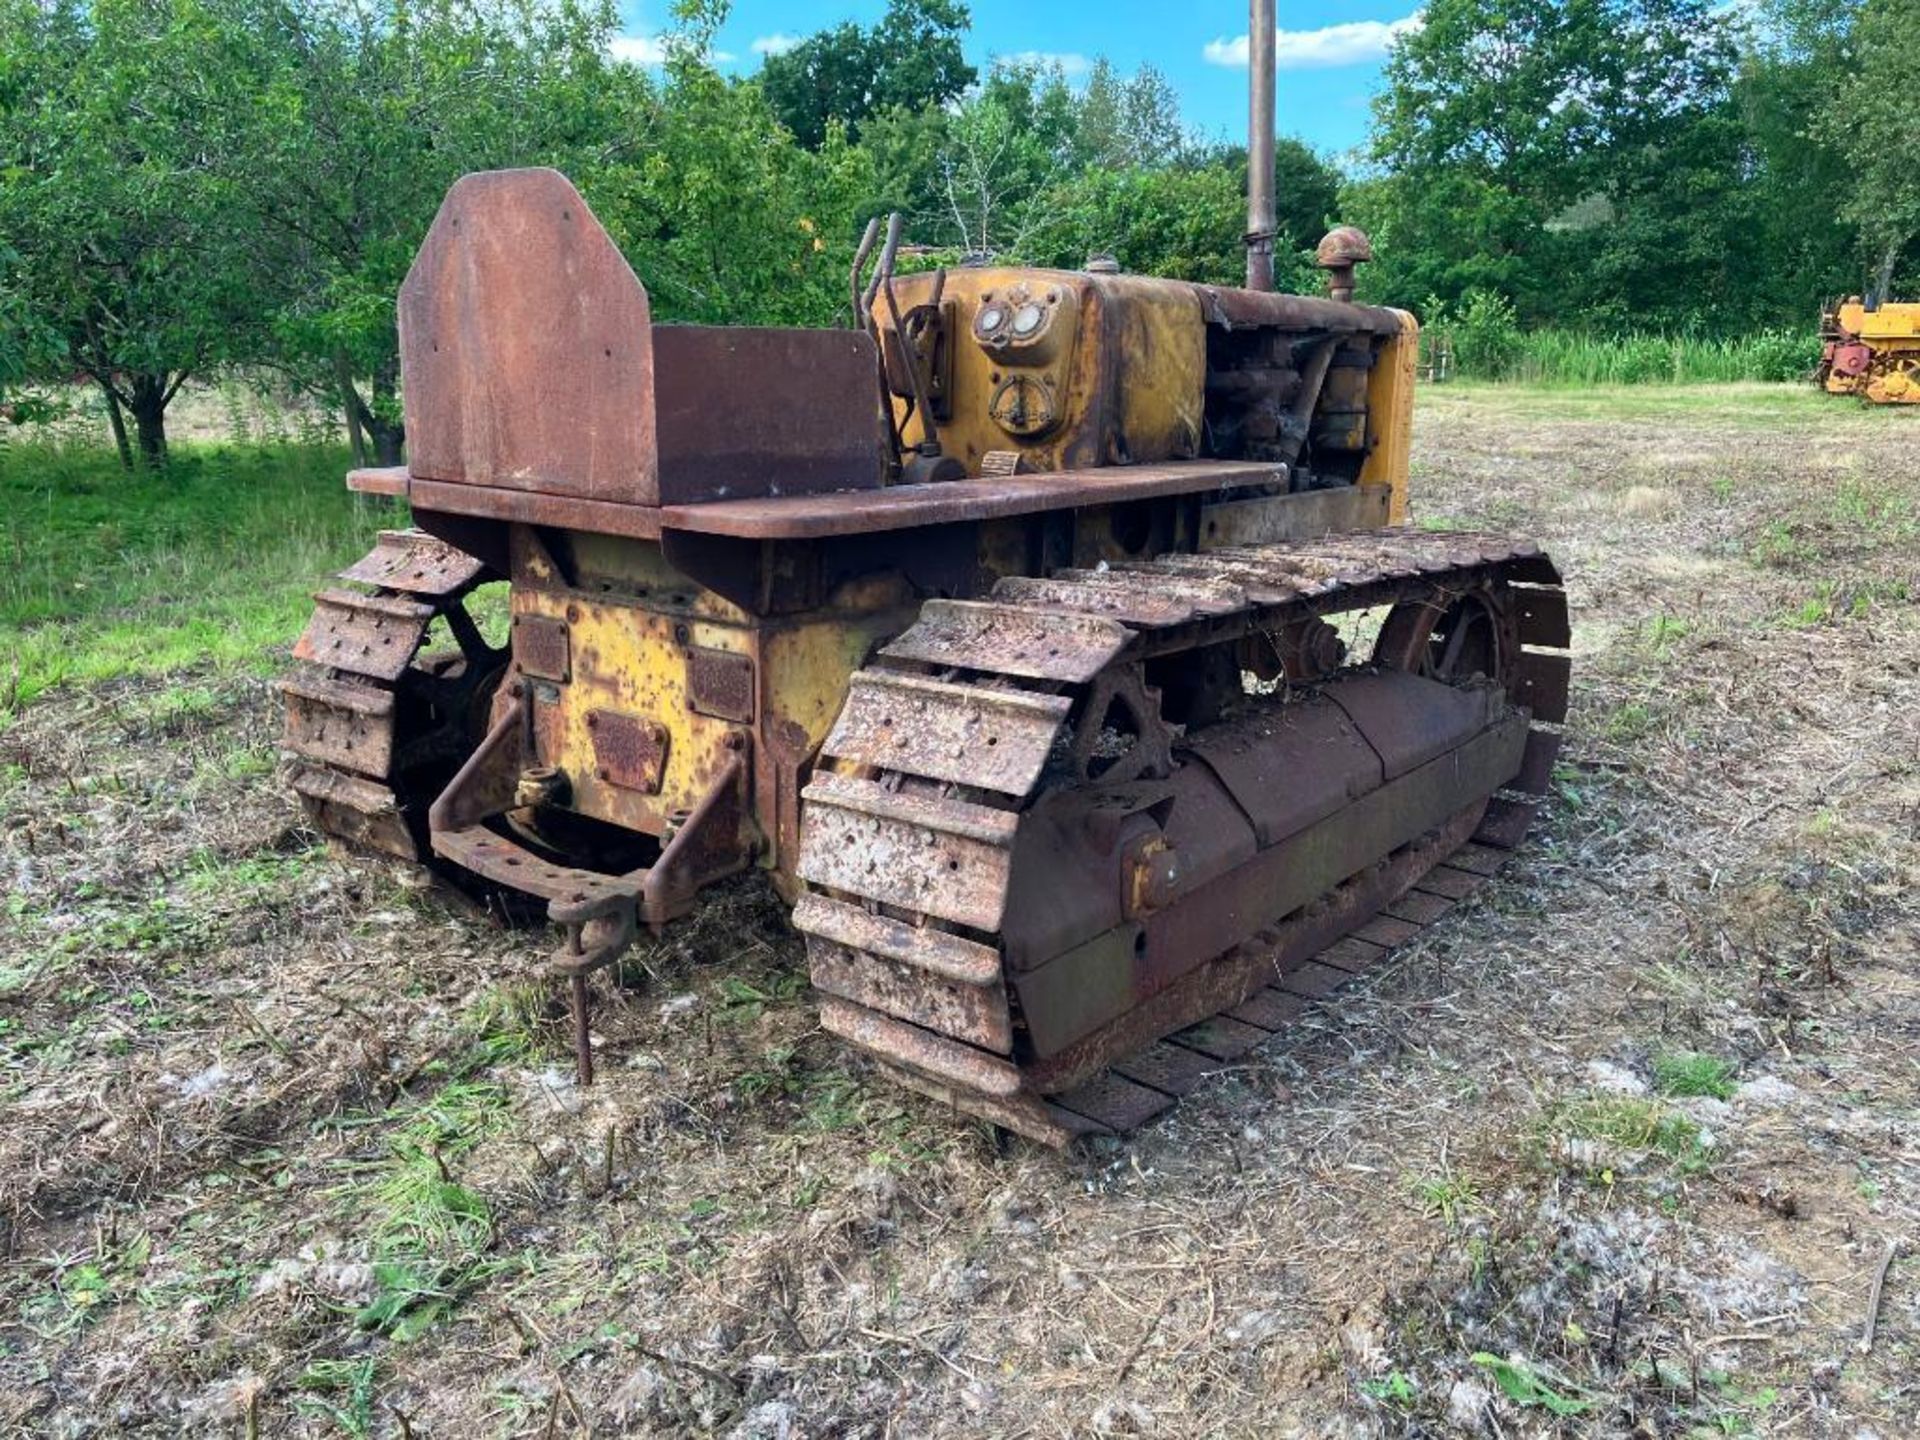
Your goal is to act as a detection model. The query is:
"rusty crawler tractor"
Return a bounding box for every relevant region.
[282,10,1569,1144]
[1818,295,1920,404]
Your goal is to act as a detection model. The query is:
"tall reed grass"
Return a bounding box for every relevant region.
[1495,329,1817,386]
[1420,291,1818,385]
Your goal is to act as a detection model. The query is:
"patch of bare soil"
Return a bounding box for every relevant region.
[3,388,1918,1438]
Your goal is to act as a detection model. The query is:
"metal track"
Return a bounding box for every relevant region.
[280,530,500,861]
[796,527,1570,1146]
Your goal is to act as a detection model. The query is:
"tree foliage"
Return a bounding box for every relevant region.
[1073,59,1185,171]
[1352,0,1908,322]
[919,61,1082,256]
[1202,136,1344,271]
[1816,0,1920,295]
[758,0,974,148]
[191,0,638,463]
[0,0,1907,466]
[1032,166,1245,282]
[1357,0,1761,324]
[1,0,270,465]
[589,19,872,328]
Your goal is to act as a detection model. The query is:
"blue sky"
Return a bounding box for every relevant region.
[612,3,1421,159]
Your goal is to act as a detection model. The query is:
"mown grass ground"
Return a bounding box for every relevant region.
[1433,378,1882,427]
[2,384,1918,1437]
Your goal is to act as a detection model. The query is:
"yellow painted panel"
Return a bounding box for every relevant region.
[880,267,1204,475]
[1360,309,1418,523]
[511,588,744,835]
[1836,301,1920,342]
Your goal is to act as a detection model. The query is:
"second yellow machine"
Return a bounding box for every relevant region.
[1819,296,1920,403]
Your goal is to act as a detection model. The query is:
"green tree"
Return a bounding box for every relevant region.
[588,11,874,327]
[1031,164,1246,282]
[856,102,953,226]
[1362,0,1746,324]
[0,0,269,466]
[1374,0,1737,210]
[925,61,1081,256]
[759,0,974,148]
[1270,139,1343,254]
[1201,136,1344,281]
[1073,60,1185,170]
[1734,0,1860,318]
[1570,107,1766,329]
[183,0,636,465]
[0,243,65,425]
[1342,170,1538,310]
[1818,0,1920,296]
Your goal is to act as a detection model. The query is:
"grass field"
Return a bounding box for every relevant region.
[0,442,396,711]
[2,385,1918,1436]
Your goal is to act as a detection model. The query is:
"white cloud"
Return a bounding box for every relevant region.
[609,33,669,66]
[609,32,735,66]
[995,50,1094,77]
[752,33,804,56]
[1204,14,1423,70]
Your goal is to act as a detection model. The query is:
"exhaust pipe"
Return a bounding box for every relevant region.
[1245,0,1276,291]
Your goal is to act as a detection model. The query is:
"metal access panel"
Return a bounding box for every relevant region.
[651,326,889,503]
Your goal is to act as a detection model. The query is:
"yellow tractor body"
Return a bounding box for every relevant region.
[280,168,1567,1144]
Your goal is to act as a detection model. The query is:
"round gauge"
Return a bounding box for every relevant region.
[988,374,1057,436]
[1011,302,1046,338]
[975,305,1007,338]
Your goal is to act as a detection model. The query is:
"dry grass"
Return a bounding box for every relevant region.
[3,385,1918,1437]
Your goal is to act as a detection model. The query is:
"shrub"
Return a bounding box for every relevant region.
[1451,289,1523,379]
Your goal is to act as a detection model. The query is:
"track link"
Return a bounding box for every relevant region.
[796,527,1570,1146]
[280,530,501,860]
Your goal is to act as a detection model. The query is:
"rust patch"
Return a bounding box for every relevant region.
[686,647,755,723]
[798,772,1018,932]
[991,574,1193,627]
[588,710,669,793]
[399,169,660,505]
[1513,650,1572,723]
[651,326,888,502]
[513,614,571,682]
[880,599,1132,684]
[338,529,488,598]
[791,892,1002,986]
[821,670,1069,797]
[809,939,1013,1053]
[818,996,1022,1098]
[280,673,396,777]
[658,459,1283,540]
[288,767,416,861]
